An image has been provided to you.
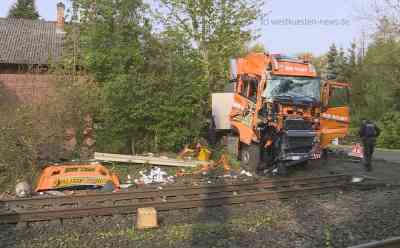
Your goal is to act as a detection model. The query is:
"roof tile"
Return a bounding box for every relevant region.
[0,18,64,65]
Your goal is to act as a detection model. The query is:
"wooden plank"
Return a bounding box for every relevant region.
[94,152,202,168]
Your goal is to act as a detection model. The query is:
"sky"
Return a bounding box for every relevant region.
[0,0,370,56]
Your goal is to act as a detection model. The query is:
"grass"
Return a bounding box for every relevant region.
[16,207,291,248]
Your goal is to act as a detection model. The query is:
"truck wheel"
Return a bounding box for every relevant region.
[226,135,240,159]
[277,162,288,176]
[322,149,328,161]
[240,143,260,173]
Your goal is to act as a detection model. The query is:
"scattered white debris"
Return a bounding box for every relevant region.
[15,181,31,198]
[126,175,133,184]
[120,184,133,189]
[351,177,364,183]
[136,167,174,184]
[221,171,238,179]
[43,190,67,196]
[240,170,253,177]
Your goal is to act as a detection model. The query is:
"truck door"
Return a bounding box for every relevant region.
[320,81,351,148]
[230,78,258,144]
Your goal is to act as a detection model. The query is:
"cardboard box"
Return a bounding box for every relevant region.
[136,207,158,229]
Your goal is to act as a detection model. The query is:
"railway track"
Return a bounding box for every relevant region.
[349,237,400,248]
[0,174,351,224]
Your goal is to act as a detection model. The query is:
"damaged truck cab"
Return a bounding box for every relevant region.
[211,53,350,174]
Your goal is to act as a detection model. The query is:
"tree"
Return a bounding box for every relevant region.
[70,0,209,153]
[247,43,267,53]
[157,0,265,92]
[374,16,399,43]
[336,47,348,81]
[311,54,328,77]
[8,0,40,19]
[348,43,357,69]
[326,44,338,80]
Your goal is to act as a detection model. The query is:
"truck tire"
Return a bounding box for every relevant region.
[277,162,288,176]
[240,143,260,173]
[226,135,240,159]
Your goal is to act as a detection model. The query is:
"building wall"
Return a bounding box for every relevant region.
[0,74,54,104]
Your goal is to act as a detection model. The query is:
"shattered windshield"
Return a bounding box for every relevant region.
[263,76,321,102]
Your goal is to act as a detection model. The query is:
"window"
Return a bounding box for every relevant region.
[263,76,321,102]
[328,86,349,107]
[239,78,258,102]
[248,79,258,101]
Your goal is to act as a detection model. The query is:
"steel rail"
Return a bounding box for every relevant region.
[348,237,400,248]
[1,175,350,212]
[0,175,351,224]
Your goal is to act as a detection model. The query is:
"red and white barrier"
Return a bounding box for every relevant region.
[349,143,364,158]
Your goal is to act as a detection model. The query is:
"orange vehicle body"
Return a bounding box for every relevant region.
[35,162,120,192]
[212,52,350,173]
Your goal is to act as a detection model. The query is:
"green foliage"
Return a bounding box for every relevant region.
[351,39,400,123]
[326,44,338,80]
[68,0,264,154]
[247,43,267,53]
[72,0,213,153]
[318,29,400,149]
[377,112,400,149]
[158,0,265,92]
[324,225,332,248]
[0,95,63,191]
[8,0,39,19]
[0,71,99,191]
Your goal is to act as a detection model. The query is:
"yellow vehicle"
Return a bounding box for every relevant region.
[35,162,120,192]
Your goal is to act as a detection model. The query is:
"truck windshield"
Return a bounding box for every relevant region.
[263,76,321,102]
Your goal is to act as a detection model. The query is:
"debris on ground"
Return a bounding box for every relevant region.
[136,207,159,230]
[240,170,253,177]
[176,154,231,177]
[177,144,196,159]
[40,190,68,196]
[95,152,200,167]
[35,162,120,192]
[135,167,175,185]
[197,146,211,161]
[120,175,134,189]
[178,143,212,162]
[351,177,364,183]
[15,181,31,198]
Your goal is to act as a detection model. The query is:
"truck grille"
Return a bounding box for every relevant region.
[284,119,312,131]
[285,136,314,154]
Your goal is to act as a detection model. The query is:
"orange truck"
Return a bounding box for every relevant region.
[211,53,350,175]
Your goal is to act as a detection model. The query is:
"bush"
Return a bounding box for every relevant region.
[377,111,400,149]
[0,75,94,192]
[0,104,64,191]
